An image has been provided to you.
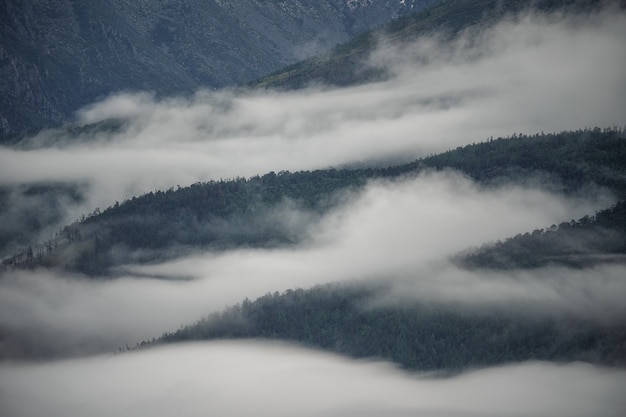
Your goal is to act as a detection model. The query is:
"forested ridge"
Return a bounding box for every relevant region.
[459,200,626,269]
[2,127,625,275]
[148,282,625,371]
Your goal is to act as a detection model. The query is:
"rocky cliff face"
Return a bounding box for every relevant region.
[0,0,434,137]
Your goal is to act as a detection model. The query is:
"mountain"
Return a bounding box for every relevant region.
[1,3,625,415]
[0,0,435,137]
[252,0,607,89]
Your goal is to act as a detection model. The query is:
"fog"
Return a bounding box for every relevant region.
[1,341,624,417]
[1,6,625,414]
[0,172,621,356]
[0,7,624,228]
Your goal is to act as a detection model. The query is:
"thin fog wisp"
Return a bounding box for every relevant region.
[374,262,626,325]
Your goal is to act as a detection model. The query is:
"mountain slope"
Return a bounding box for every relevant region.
[458,200,626,269]
[252,0,607,89]
[3,128,624,275]
[152,282,626,371]
[0,0,433,137]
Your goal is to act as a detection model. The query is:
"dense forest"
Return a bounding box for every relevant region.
[149,282,625,371]
[2,127,625,275]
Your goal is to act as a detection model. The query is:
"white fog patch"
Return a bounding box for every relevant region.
[1,341,624,417]
[367,8,626,143]
[378,262,626,324]
[0,172,617,356]
[311,172,607,268]
[0,270,203,355]
[0,7,624,219]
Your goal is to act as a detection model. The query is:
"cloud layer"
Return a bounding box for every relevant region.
[1,341,625,417]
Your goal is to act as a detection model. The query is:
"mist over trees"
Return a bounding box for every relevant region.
[153,282,626,371]
[459,200,626,269]
[3,127,624,275]
[1,1,625,416]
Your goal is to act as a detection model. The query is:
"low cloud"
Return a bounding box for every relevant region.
[1,341,624,417]
[0,172,620,357]
[376,262,626,324]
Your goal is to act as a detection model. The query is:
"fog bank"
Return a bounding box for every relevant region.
[1,341,624,417]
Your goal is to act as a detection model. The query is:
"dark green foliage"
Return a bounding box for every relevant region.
[155,283,626,371]
[418,128,626,197]
[77,169,370,268]
[460,200,626,269]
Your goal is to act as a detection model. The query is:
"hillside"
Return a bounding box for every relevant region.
[252,0,607,89]
[152,281,626,371]
[458,200,626,269]
[3,128,625,275]
[0,0,432,137]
